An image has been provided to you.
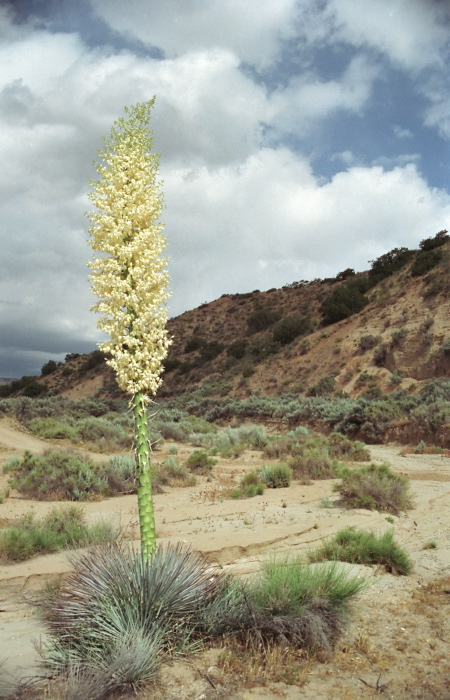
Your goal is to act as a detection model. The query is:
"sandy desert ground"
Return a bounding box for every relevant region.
[0,418,449,699]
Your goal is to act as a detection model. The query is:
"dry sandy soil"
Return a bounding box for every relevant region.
[0,418,449,699]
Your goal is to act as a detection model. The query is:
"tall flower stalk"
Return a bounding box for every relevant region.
[87,99,171,557]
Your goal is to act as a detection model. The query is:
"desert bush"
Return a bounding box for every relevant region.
[185,450,216,474]
[272,315,312,345]
[320,285,368,325]
[227,339,248,359]
[289,448,336,480]
[411,248,443,277]
[80,350,106,373]
[334,462,412,515]
[41,360,59,376]
[7,449,144,501]
[419,229,449,251]
[247,307,281,334]
[28,417,78,441]
[440,339,450,356]
[0,506,116,562]
[368,246,414,281]
[307,527,412,575]
[359,335,379,351]
[373,343,387,367]
[230,472,265,499]
[308,374,336,397]
[157,457,196,487]
[259,463,292,488]
[184,336,205,353]
[327,432,370,461]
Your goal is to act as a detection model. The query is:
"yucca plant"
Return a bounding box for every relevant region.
[36,542,231,690]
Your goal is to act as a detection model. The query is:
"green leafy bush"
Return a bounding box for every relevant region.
[272,315,312,345]
[419,229,449,251]
[411,248,443,277]
[334,462,412,515]
[41,360,59,376]
[185,450,216,474]
[247,307,281,334]
[307,527,412,575]
[259,463,292,488]
[369,247,414,281]
[320,285,368,325]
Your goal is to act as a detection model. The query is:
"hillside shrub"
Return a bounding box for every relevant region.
[359,335,379,351]
[259,463,292,488]
[308,374,336,397]
[373,343,387,367]
[411,248,443,277]
[41,360,59,376]
[227,340,248,359]
[184,336,205,353]
[307,528,412,575]
[246,307,281,334]
[230,472,265,499]
[320,286,368,325]
[272,316,312,345]
[334,462,412,515]
[80,350,106,373]
[368,247,414,281]
[419,229,449,251]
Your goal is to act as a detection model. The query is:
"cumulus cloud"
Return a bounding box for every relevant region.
[325,0,450,71]
[90,0,298,69]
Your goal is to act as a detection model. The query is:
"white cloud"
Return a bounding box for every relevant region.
[326,0,450,71]
[393,125,413,139]
[268,55,380,136]
[90,0,298,69]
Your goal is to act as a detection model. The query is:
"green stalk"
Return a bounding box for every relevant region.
[132,391,156,558]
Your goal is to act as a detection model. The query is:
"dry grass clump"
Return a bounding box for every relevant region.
[334,462,412,515]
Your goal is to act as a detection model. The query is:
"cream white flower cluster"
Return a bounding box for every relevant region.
[87,100,171,397]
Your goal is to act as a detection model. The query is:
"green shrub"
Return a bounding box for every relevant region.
[373,343,387,367]
[359,335,379,351]
[308,374,336,397]
[158,457,195,486]
[259,463,292,488]
[0,506,116,562]
[369,247,414,281]
[411,248,443,277]
[230,482,265,499]
[334,462,412,515]
[247,307,281,334]
[307,527,412,575]
[320,285,368,325]
[80,350,106,373]
[185,450,216,474]
[272,316,312,345]
[227,340,248,359]
[419,229,449,251]
[41,360,59,376]
[28,417,78,441]
[440,339,450,356]
[184,336,205,353]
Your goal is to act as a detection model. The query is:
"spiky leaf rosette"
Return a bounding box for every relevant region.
[87,99,171,397]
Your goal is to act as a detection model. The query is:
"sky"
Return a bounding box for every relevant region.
[0,0,449,378]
